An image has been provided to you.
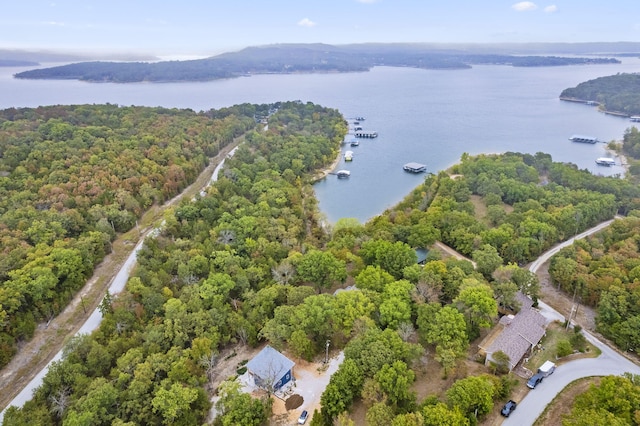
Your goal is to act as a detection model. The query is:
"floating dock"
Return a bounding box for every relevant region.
[355,131,378,138]
[595,157,615,166]
[569,135,598,144]
[631,116,640,122]
[403,162,427,173]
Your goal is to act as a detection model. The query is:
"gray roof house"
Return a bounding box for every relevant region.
[246,345,295,392]
[479,292,547,371]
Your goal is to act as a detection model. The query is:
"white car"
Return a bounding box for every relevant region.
[298,410,308,424]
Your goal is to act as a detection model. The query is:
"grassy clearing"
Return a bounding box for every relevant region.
[524,321,599,372]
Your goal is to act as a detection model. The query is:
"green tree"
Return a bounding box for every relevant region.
[216,380,270,426]
[355,265,395,292]
[365,402,395,426]
[359,240,417,279]
[422,402,470,426]
[446,375,496,418]
[151,382,201,425]
[295,250,347,293]
[422,306,468,374]
[472,244,503,278]
[374,360,416,408]
[454,280,498,338]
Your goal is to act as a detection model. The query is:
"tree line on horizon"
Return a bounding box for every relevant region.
[13,44,619,83]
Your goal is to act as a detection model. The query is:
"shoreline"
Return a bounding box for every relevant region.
[312,147,344,182]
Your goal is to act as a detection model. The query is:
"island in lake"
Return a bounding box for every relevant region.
[12,42,623,83]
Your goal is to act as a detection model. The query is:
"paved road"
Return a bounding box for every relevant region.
[0,151,236,424]
[503,217,639,425]
[503,331,640,426]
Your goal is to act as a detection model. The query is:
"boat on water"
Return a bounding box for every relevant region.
[336,170,351,178]
[569,135,598,144]
[344,151,354,161]
[403,162,427,173]
[350,140,360,147]
[355,116,365,121]
[631,116,640,122]
[595,157,616,166]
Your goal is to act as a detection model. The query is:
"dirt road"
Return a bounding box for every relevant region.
[0,141,240,414]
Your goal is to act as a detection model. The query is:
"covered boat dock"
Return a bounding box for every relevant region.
[403,162,427,173]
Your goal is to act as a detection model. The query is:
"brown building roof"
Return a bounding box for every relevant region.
[482,293,547,369]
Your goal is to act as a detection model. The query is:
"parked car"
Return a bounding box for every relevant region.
[527,372,545,389]
[298,410,309,425]
[501,400,517,417]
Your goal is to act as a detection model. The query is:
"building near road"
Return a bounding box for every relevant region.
[478,292,547,371]
[246,345,295,392]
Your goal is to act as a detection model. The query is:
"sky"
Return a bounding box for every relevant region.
[2,0,640,58]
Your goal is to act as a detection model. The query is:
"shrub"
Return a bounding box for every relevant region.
[570,332,587,352]
[556,339,573,358]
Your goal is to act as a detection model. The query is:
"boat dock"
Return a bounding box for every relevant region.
[355,131,378,138]
[559,97,600,107]
[569,135,598,144]
[595,157,616,166]
[631,116,640,122]
[403,162,427,173]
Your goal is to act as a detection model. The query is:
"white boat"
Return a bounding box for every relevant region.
[336,170,351,178]
[595,157,615,166]
[344,150,354,161]
[631,116,640,122]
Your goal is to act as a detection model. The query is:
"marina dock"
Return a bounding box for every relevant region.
[569,135,598,144]
[403,162,427,173]
[355,131,378,138]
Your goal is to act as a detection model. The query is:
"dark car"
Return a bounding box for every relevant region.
[527,372,544,389]
[298,410,309,425]
[501,400,517,417]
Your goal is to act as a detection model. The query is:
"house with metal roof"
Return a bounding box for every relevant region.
[245,345,295,392]
[478,292,547,371]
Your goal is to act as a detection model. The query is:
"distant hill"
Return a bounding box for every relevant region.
[12,43,624,83]
[560,73,640,116]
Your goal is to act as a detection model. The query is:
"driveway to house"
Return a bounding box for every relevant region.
[503,217,638,425]
[276,351,345,424]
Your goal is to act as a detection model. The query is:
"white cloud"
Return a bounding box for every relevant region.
[512,2,538,12]
[45,21,65,26]
[544,5,558,13]
[297,18,317,28]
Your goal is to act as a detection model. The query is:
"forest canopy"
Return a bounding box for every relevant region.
[560,72,640,116]
[0,103,263,367]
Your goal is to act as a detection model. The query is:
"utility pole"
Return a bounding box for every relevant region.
[325,340,330,364]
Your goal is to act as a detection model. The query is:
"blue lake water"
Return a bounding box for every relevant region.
[1,58,639,223]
